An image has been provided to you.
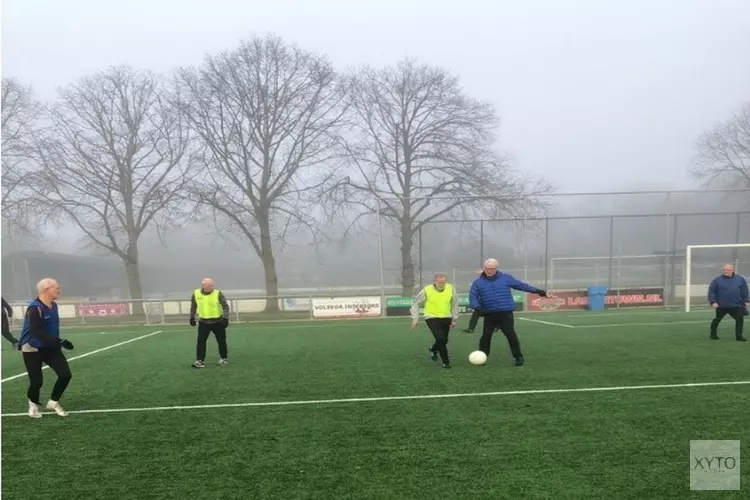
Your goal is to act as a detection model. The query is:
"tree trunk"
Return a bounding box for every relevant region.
[124,252,144,316]
[259,220,280,313]
[400,222,415,297]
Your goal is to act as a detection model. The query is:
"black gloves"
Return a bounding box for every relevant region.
[189,318,196,327]
[474,307,487,317]
[221,318,229,327]
[59,339,74,350]
[536,289,548,297]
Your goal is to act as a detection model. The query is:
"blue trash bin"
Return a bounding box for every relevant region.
[587,285,607,311]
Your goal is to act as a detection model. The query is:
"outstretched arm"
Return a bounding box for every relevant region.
[507,275,543,294]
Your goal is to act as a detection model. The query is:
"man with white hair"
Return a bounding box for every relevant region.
[708,263,748,341]
[410,272,460,368]
[189,278,230,368]
[17,278,75,418]
[470,258,547,366]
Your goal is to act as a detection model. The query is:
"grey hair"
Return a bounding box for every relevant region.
[483,258,498,268]
[433,272,448,279]
[36,278,58,294]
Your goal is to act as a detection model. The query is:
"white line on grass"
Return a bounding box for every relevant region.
[1,330,163,383]
[2,380,748,418]
[575,320,708,329]
[518,317,576,328]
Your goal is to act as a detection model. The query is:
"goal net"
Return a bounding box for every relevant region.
[684,243,750,312]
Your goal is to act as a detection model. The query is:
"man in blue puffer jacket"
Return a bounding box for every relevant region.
[708,263,748,341]
[470,258,547,366]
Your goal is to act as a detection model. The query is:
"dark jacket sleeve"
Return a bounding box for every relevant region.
[707,278,717,304]
[26,307,60,345]
[740,277,749,303]
[218,292,230,319]
[189,293,197,319]
[1,298,11,318]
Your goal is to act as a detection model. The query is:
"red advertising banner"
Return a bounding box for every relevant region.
[77,303,129,317]
[528,291,587,311]
[528,288,664,312]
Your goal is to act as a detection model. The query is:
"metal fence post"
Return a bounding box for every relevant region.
[479,220,484,266]
[608,216,614,290]
[543,218,549,289]
[418,225,423,290]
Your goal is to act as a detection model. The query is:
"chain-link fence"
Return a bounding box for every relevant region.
[379,189,750,307]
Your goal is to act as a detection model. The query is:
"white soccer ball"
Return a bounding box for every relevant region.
[468,350,487,366]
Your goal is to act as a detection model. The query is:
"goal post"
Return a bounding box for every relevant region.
[684,243,750,312]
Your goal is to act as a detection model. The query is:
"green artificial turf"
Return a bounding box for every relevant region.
[1,309,748,499]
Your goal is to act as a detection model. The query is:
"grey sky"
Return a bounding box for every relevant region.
[3,0,749,192]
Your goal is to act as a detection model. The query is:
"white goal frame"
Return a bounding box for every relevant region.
[684,243,750,312]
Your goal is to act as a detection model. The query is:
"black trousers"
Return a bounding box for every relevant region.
[426,317,452,363]
[710,307,745,337]
[467,309,481,331]
[22,348,72,404]
[196,321,228,361]
[479,311,523,359]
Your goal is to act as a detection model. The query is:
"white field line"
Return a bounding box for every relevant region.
[2,380,748,418]
[531,309,710,319]
[1,330,163,383]
[517,317,576,328]
[575,320,708,329]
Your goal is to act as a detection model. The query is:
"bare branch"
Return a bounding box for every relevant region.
[692,102,750,189]
[176,35,346,309]
[324,60,551,293]
[1,78,47,231]
[28,67,191,301]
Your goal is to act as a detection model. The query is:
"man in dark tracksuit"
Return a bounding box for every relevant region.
[18,278,75,418]
[189,278,230,368]
[2,297,19,348]
[462,270,484,333]
[470,258,547,366]
[708,264,748,341]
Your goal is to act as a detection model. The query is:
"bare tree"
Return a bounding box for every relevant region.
[327,60,550,295]
[1,78,45,231]
[31,66,190,305]
[176,35,345,311]
[693,102,750,188]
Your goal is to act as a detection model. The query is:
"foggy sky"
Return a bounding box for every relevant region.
[4,0,749,192]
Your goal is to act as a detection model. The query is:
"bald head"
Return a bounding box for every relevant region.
[722,264,735,277]
[201,278,215,293]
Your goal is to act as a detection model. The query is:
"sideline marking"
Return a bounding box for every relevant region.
[1,330,163,383]
[518,317,576,328]
[3,380,748,417]
[576,320,707,329]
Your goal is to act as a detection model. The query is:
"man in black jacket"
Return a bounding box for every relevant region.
[2,297,18,348]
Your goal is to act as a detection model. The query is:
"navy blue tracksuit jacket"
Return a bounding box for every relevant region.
[708,274,749,308]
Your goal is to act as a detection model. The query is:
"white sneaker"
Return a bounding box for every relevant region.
[218,358,228,366]
[28,402,42,419]
[46,400,69,417]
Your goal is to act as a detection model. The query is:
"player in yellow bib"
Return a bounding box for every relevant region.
[410,272,459,368]
[189,278,230,368]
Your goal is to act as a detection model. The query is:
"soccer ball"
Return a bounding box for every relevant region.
[468,350,487,366]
